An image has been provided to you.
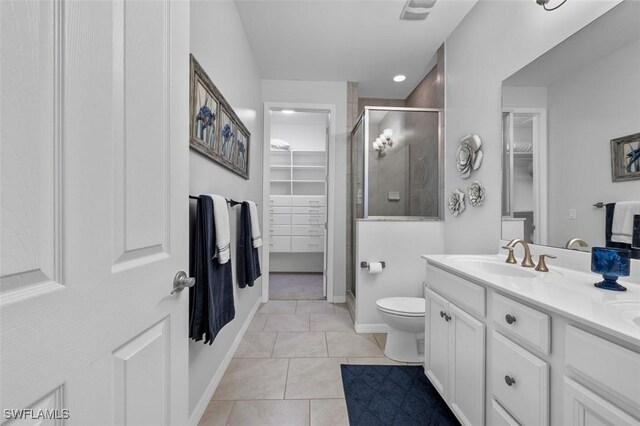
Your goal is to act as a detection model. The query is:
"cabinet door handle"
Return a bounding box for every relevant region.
[440,311,446,318]
[504,375,516,386]
[505,314,517,325]
[445,314,451,322]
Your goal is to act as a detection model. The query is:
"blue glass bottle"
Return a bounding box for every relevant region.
[591,247,631,291]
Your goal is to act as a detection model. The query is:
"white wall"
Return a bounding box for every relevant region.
[444,0,621,254]
[355,220,444,331]
[189,1,263,421]
[547,39,640,248]
[271,123,326,151]
[502,86,548,109]
[262,80,348,300]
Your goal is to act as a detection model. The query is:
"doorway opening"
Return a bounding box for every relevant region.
[502,108,548,245]
[263,105,334,302]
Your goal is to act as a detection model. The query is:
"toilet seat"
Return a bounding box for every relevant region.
[376,297,425,317]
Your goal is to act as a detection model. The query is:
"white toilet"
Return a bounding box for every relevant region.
[376,297,426,363]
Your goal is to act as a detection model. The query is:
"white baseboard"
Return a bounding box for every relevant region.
[188,297,261,426]
[354,322,388,334]
[332,295,346,303]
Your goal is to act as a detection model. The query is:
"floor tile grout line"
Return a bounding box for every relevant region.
[283,357,291,400]
[223,401,236,426]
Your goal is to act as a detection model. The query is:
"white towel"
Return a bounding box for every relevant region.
[248,201,262,248]
[611,201,640,244]
[207,194,231,264]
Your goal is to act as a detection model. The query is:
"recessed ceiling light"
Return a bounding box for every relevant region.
[281,109,295,114]
[393,75,406,82]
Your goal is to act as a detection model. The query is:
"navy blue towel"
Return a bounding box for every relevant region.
[190,195,235,345]
[237,201,261,288]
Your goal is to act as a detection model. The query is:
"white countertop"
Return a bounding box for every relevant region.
[422,254,640,347]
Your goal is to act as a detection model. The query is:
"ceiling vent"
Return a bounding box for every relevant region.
[400,0,436,20]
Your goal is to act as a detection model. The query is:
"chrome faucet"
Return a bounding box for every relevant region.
[565,238,589,250]
[505,239,535,268]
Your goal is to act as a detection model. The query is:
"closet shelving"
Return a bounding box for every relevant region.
[269,150,326,196]
[269,149,327,253]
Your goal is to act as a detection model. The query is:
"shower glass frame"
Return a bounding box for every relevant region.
[351,106,444,221]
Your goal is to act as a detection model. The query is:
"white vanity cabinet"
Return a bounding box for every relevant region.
[425,288,485,426]
[424,259,640,426]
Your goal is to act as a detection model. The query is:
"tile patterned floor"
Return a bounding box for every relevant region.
[198,299,415,426]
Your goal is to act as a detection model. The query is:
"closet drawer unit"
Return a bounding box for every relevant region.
[492,332,549,426]
[291,196,325,207]
[269,206,291,214]
[292,236,324,252]
[291,225,324,237]
[269,214,291,225]
[291,214,325,225]
[426,265,486,317]
[492,293,550,355]
[269,196,292,207]
[291,206,325,214]
[491,400,520,426]
[565,325,640,411]
[269,236,291,252]
[269,225,290,236]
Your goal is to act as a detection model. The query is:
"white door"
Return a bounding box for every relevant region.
[425,289,449,398]
[448,303,485,426]
[1,1,190,425]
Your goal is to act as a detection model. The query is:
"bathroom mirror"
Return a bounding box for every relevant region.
[501,0,640,258]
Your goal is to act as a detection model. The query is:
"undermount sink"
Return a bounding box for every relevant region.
[453,258,537,278]
[604,301,640,328]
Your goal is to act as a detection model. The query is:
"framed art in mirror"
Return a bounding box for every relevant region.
[190,54,250,179]
[611,133,640,182]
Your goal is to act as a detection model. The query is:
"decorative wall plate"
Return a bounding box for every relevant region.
[456,134,483,179]
[448,189,466,216]
[467,181,485,207]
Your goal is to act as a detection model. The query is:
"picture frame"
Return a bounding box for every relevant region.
[611,133,640,182]
[190,54,250,179]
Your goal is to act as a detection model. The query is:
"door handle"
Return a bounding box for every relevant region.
[171,271,195,295]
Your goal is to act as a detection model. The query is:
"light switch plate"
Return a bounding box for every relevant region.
[388,191,400,201]
[569,208,576,220]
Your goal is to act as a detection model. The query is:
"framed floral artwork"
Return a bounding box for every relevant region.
[190,54,250,179]
[611,133,640,182]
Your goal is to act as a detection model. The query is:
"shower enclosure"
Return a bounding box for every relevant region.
[349,107,443,296]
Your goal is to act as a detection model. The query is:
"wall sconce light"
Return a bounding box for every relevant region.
[372,128,394,158]
[536,0,567,11]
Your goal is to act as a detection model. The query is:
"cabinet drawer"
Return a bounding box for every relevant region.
[492,332,549,426]
[291,214,325,225]
[269,225,290,236]
[269,214,291,225]
[291,196,325,207]
[292,236,324,252]
[565,326,640,412]
[269,236,291,252]
[492,293,550,355]
[426,265,486,317]
[269,196,291,207]
[491,400,519,426]
[269,206,291,214]
[292,206,325,214]
[291,225,324,236]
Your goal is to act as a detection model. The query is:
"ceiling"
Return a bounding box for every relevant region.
[503,1,640,87]
[235,0,478,99]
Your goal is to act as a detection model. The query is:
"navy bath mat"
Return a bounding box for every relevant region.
[340,365,460,426]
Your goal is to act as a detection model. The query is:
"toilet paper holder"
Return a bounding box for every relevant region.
[360,261,386,269]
